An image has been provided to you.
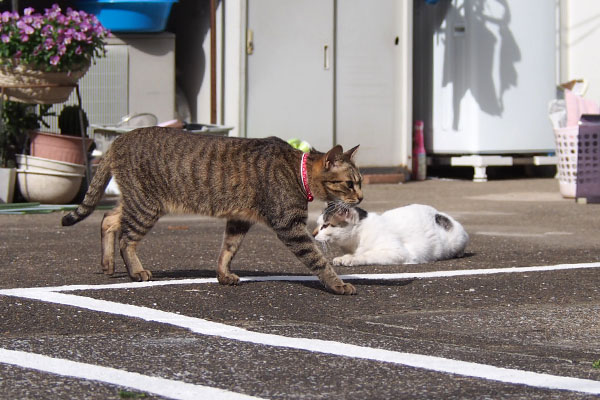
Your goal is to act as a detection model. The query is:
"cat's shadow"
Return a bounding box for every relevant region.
[151,269,304,279]
[345,279,414,288]
[153,269,415,291]
[101,269,414,292]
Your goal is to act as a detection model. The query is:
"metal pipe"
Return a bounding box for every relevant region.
[210,0,217,124]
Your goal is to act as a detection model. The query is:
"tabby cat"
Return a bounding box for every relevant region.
[62,127,362,295]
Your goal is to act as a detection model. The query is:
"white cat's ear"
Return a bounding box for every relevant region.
[344,145,360,161]
[324,145,343,170]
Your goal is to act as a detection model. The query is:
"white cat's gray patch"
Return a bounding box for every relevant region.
[435,213,453,231]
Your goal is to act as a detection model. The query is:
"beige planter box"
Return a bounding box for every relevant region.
[0,167,16,203]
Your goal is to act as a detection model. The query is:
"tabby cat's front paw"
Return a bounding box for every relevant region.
[319,269,357,295]
[217,272,240,286]
[328,282,356,295]
[132,270,152,281]
[101,259,115,275]
[333,255,356,266]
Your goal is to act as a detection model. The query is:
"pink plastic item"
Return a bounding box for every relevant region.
[565,89,599,127]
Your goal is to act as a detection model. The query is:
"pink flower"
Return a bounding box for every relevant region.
[80,21,91,32]
[41,25,53,37]
[16,20,34,35]
[1,11,12,23]
[1,3,109,71]
[44,38,54,50]
[31,16,43,30]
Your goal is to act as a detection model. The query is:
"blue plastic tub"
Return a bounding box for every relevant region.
[76,0,177,33]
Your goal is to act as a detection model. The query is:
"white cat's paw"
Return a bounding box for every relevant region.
[333,255,355,266]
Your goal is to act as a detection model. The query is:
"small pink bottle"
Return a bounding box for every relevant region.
[412,120,427,181]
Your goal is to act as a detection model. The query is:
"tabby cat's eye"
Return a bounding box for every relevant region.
[346,181,354,189]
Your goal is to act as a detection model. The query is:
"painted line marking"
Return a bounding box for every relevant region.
[476,231,573,238]
[14,261,600,293]
[2,262,600,396]
[0,348,263,400]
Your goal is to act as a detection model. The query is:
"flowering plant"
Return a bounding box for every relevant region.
[0,4,110,72]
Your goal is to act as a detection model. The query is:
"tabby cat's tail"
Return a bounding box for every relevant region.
[61,157,113,226]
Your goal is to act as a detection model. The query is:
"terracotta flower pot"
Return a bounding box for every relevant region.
[29,131,93,165]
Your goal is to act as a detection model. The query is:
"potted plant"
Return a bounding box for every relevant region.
[59,105,89,135]
[29,105,93,165]
[0,101,53,202]
[0,4,110,104]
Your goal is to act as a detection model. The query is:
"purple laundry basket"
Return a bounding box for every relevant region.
[575,114,600,203]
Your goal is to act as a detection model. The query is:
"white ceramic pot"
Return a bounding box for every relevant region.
[0,167,16,203]
[17,169,83,204]
[16,154,86,175]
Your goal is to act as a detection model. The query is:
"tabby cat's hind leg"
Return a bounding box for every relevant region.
[217,219,253,285]
[118,203,161,281]
[100,205,122,275]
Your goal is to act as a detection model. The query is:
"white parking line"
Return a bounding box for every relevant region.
[2,261,600,396]
[4,290,600,395]
[475,231,573,238]
[0,348,264,400]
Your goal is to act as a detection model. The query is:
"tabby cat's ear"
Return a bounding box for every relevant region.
[324,145,343,170]
[344,145,360,161]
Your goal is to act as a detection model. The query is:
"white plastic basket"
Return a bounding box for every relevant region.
[553,126,579,198]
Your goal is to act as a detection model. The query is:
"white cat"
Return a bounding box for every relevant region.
[313,204,469,266]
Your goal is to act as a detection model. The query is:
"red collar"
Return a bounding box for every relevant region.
[300,152,314,202]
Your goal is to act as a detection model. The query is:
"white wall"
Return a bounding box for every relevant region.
[173,1,215,126]
[561,0,600,102]
[224,0,245,137]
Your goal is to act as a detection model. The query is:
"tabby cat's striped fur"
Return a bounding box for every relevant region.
[62,127,363,294]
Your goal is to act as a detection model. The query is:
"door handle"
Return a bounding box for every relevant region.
[247,29,254,55]
[324,44,330,70]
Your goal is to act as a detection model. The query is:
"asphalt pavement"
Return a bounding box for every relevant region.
[1,176,600,399]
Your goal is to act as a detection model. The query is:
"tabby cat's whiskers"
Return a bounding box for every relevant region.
[325,201,351,218]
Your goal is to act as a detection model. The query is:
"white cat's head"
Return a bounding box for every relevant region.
[313,206,367,245]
